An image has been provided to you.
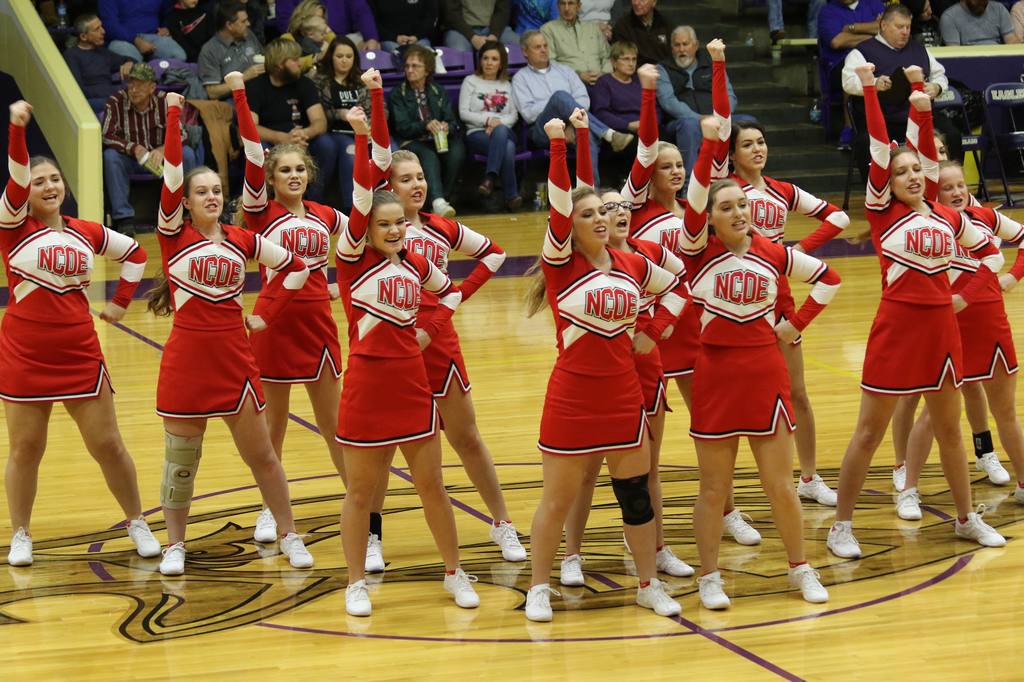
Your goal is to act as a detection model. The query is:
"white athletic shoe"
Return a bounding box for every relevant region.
[827,520,861,559]
[280,532,314,568]
[1014,485,1024,505]
[490,521,527,562]
[443,568,480,608]
[253,508,277,543]
[365,533,385,573]
[954,505,1006,547]
[128,518,161,558]
[7,528,32,567]
[656,545,695,577]
[788,564,829,603]
[722,509,762,545]
[636,577,682,616]
[559,553,585,586]
[697,571,731,610]
[432,198,456,218]
[346,579,372,616]
[525,584,559,622]
[159,542,186,575]
[893,465,907,492]
[896,487,923,521]
[797,474,838,506]
[976,452,1011,485]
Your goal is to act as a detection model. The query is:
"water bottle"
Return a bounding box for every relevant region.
[56,0,68,29]
[744,33,754,48]
[809,100,821,124]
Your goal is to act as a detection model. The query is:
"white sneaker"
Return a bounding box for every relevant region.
[722,509,762,545]
[560,553,585,586]
[7,528,32,567]
[365,533,385,573]
[896,487,923,521]
[797,474,838,506]
[280,532,314,568]
[1014,485,1024,505]
[490,521,527,562]
[954,505,1006,547]
[432,198,456,218]
[636,577,682,616]
[827,520,861,558]
[127,518,161,558]
[788,564,829,603]
[893,465,907,492]
[346,579,372,616]
[656,545,695,577]
[254,508,277,543]
[976,452,1011,485]
[443,568,480,608]
[159,542,186,575]
[697,571,730,610]
[525,583,559,622]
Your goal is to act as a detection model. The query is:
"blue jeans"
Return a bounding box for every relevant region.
[466,126,518,200]
[443,26,519,50]
[318,131,355,211]
[667,113,756,176]
[305,134,336,202]
[108,34,187,62]
[527,91,605,186]
[104,145,197,220]
[767,0,827,37]
[381,38,432,53]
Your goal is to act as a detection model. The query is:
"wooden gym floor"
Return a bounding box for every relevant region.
[2,207,1024,681]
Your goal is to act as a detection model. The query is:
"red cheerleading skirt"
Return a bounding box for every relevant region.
[420,319,471,397]
[659,303,701,377]
[690,342,794,440]
[251,298,342,383]
[336,354,438,448]
[157,325,266,419]
[0,315,111,402]
[539,364,648,456]
[634,345,669,416]
[956,299,1018,382]
[861,299,963,394]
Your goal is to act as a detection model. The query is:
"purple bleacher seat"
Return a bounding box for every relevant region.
[505,44,526,68]
[361,50,396,72]
[433,47,472,78]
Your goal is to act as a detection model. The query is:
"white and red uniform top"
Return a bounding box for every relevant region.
[234,85,347,302]
[334,87,462,358]
[157,103,309,331]
[541,137,682,376]
[0,124,147,323]
[862,83,1003,306]
[950,206,1024,301]
[729,174,849,253]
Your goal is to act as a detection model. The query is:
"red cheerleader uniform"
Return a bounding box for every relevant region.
[155,103,310,419]
[537,137,681,456]
[859,84,1003,395]
[234,86,344,384]
[0,123,147,402]
[334,87,461,448]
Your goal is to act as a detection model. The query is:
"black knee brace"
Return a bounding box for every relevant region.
[611,474,654,526]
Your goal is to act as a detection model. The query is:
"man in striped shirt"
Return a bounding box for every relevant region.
[102,63,199,235]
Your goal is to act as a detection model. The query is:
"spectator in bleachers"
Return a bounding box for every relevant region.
[541,0,611,86]
[580,0,620,40]
[766,0,827,44]
[511,30,633,186]
[102,63,198,235]
[290,14,332,57]
[511,0,558,34]
[940,0,1020,44]
[245,37,332,199]
[166,0,217,63]
[373,0,439,52]
[273,0,381,49]
[1013,0,1024,40]
[443,0,518,50]
[590,40,643,134]
[459,40,521,208]
[239,0,269,42]
[65,14,134,112]
[99,0,188,62]
[611,0,670,65]
[199,2,264,100]
[388,44,465,217]
[655,26,741,173]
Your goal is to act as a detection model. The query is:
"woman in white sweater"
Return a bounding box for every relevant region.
[459,41,522,210]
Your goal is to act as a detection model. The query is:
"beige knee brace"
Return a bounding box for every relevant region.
[161,432,203,509]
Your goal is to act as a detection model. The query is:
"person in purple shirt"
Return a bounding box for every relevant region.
[273,0,381,49]
[99,0,188,62]
[589,40,645,134]
[65,14,135,112]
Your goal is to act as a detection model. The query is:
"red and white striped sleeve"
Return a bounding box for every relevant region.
[864,84,893,212]
[645,247,687,339]
[790,183,851,253]
[416,255,462,337]
[452,221,506,301]
[232,85,269,217]
[710,59,731,181]
[336,131,371,263]
[680,126,717,256]
[786,248,841,331]
[1,123,30,230]
[368,87,392,187]
[543,137,573,267]
[575,124,594,190]
[954,209,1005,304]
[250,233,310,322]
[974,207,1024,282]
[622,87,658,207]
[158,103,186,236]
[95,226,147,308]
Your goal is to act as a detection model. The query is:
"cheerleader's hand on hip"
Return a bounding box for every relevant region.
[246,314,267,332]
[773,319,799,344]
[999,273,1018,293]
[632,331,656,355]
[416,328,431,350]
[99,302,127,323]
[951,294,967,313]
[660,324,674,340]
[327,282,341,300]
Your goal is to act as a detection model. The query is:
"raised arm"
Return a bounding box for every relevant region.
[707,39,731,181]
[857,63,893,212]
[622,64,659,207]
[543,118,573,268]
[229,71,269,218]
[159,93,186,236]
[680,116,722,255]
[364,69,392,187]
[451,222,507,301]
[571,108,593,190]
[335,107,372,263]
[902,66,938,199]
[1,101,31,230]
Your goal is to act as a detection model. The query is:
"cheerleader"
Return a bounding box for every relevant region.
[620,51,761,547]
[149,92,315,575]
[522,110,683,622]
[227,71,348,544]
[827,64,1006,559]
[335,71,479,617]
[1,101,159,567]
